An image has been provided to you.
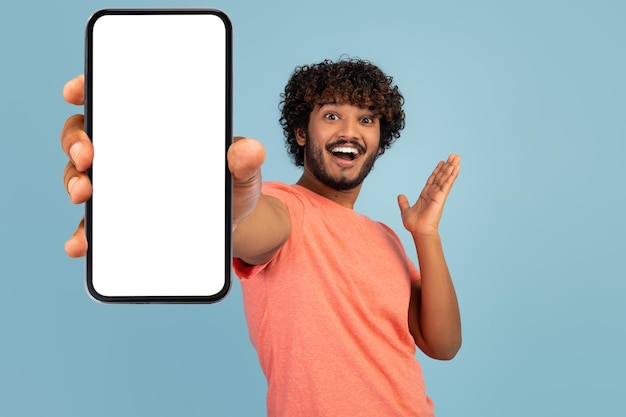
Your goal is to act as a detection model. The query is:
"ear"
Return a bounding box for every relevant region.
[295,127,306,146]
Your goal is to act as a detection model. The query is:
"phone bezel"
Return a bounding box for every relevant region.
[84,8,232,304]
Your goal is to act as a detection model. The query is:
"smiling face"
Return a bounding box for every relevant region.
[296,102,382,192]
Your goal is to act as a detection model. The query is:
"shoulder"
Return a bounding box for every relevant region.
[262,182,329,212]
[375,220,401,240]
[261,182,305,209]
[262,181,297,196]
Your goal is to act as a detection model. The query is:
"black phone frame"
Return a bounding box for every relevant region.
[84,8,232,304]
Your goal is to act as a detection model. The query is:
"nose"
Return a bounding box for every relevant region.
[338,116,360,140]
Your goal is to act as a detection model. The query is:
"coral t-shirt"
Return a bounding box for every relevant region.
[233,183,435,417]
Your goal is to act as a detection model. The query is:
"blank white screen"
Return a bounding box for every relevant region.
[90,13,227,298]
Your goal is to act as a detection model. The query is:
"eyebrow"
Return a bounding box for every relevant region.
[317,102,340,109]
[317,102,374,112]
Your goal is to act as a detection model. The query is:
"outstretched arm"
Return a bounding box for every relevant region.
[228,138,291,266]
[398,154,462,360]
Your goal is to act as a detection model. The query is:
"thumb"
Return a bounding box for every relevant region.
[228,137,266,181]
[229,137,266,231]
[397,194,410,213]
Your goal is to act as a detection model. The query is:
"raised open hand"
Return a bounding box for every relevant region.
[397,154,461,237]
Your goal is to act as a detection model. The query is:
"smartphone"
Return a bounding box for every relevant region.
[84,9,232,303]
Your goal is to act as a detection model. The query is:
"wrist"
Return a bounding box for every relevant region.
[411,231,443,250]
[411,229,441,241]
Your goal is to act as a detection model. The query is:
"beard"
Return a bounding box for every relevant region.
[303,132,378,191]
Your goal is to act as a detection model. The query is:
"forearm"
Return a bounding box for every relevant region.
[228,137,291,265]
[411,233,461,360]
[233,194,291,265]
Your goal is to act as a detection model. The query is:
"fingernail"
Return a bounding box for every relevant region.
[68,177,78,194]
[69,142,83,163]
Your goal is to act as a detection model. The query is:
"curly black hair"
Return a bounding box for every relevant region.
[279,58,405,166]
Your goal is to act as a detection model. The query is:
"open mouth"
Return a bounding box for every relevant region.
[329,145,360,161]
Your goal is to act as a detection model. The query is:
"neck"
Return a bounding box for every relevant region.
[296,172,361,209]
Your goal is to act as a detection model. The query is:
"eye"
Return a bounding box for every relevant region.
[324,113,338,120]
[361,116,375,124]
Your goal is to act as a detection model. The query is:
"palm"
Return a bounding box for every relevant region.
[398,154,461,236]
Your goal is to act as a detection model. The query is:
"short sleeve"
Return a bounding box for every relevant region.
[232,182,305,280]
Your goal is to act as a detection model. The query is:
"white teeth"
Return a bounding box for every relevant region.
[332,146,359,155]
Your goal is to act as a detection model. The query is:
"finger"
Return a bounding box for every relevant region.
[439,154,461,179]
[433,162,455,187]
[397,194,410,212]
[435,158,461,195]
[63,74,85,106]
[63,161,93,204]
[423,160,444,189]
[61,114,93,172]
[441,154,461,181]
[446,153,461,165]
[64,217,88,258]
[228,137,266,181]
[432,154,461,186]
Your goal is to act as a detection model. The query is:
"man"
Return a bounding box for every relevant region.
[61,58,462,416]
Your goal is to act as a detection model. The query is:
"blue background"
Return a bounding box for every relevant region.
[1,0,625,415]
